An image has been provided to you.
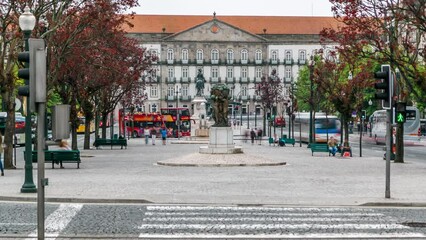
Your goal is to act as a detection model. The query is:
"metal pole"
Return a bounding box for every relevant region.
[37,103,46,239]
[385,109,391,198]
[360,115,363,157]
[247,104,249,129]
[254,105,257,127]
[21,30,36,193]
[176,89,180,140]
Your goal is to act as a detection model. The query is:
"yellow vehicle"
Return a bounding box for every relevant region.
[76,116,95,134]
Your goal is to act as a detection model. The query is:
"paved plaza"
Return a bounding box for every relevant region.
[1,133,426,207]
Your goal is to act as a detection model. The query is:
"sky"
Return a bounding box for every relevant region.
[130,0,334,16]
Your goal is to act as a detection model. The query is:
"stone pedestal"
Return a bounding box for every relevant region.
[199,127,243,154]
[191,96,208,137]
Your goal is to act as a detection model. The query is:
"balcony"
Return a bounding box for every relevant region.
[166,77,176,83]
[180,95,192,101]
[284,59,293,65]
[211,59,219,64]
[181,77,191,83]
[226,59,234,64]
[254,77,262,83]
[225,77,235,83]
[252,95,261,101]
[210,77,220,83]
[181,59,189,64]
[284,77,293,84]
[241,59,248,64]
[239,77,249,83]
[255,59,263,65]
[196,59,203,64]
[167,59,174,65]
[270,59,279,65]
[166,96,176,101]
[298,59,306,65]
[239,95,251,101]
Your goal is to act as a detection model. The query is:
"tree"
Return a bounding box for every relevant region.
[255,69,284,137]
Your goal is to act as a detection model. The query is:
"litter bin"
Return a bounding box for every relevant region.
[113,134,118,139]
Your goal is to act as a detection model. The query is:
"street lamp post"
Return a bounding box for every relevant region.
[175,88,180,140]
[254,102,257,128]
[19,6,37,193]
[308,58,314,147]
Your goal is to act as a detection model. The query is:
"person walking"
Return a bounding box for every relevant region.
[257,128,263,145]
[160,127,167,145]
[144,126,150,145]
[151,127,157,145]
[250,129,256,145]
[0,132,4,176]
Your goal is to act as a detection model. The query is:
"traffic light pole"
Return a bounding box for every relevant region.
[20,30,36,193]
[385,109,392,198]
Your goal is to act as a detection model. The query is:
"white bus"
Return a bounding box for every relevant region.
[294,112,341,143]
[371,106,421,145]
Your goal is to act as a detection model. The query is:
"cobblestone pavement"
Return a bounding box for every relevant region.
[1,202,426,239]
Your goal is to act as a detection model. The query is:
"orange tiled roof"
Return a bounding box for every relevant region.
[123,15,341,35]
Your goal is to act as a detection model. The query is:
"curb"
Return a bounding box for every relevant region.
[156,161,287,167]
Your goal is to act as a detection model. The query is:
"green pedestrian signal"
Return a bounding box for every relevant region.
[394,102,407,123]
[396,113,405,123]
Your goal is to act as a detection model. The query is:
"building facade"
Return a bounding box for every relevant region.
[125,14,339,116]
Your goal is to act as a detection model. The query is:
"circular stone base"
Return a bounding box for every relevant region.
[199,145,243,154]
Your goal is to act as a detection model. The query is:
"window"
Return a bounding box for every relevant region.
[241,67,247,78]
[151,104,157,113]
[241,85,247,96]
[167,86,174,96]
[211,67,218,78]
[167,49,174,61]
[256,67,262,78]
[182,67,188,78]
[150,49,158,62]
[285,67,292,79]
[168,67,174,79]
[271,50,278,61]
[227,49,234,63]
[150,85,158,98]
[227,67,233,78]
[255,49,262,61]
[211,49,219,61]
[181,49,188,61]
[241,49,248,61]
[196,49,203,60]
[299,50,306,61]
[182,85,188,96]
[285,50,292,61]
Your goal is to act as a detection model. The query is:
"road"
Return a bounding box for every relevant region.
[1,202,426,239]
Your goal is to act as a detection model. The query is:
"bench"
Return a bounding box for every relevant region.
[280,138,296,146]
[310,143,330,156]
[28,150,81,169]
[93,138,127,149]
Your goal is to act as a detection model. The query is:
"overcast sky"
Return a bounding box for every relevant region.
[131,0,334,16]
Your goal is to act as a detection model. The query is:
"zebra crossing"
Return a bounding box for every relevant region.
[138,205,426,239]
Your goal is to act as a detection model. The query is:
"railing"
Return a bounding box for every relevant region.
[166,77,176,83]
[284,59,293,65]
[180,77,191,83]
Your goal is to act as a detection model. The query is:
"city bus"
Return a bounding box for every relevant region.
[293,112,341,143]
[118,109,164,138]
[160,107,192,137]
[371,106,421,145]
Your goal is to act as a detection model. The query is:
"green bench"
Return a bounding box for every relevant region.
[28,150,81,169]
[280,138,296,146]
[93,138,127,149]
[310,143,330,156]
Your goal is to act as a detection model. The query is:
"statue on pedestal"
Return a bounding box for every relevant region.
[195,69,205,97]
[210,84,230,127]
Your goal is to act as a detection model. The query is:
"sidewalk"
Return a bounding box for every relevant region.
[1,132,426,206]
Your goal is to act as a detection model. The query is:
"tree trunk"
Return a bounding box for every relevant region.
[2,84,16,169]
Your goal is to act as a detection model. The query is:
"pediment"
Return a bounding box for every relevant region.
[164,19,266,42]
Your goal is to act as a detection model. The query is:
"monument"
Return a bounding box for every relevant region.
[192,69,208,137]
[199,84,243,154]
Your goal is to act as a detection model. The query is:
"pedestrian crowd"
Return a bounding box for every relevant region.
[248,128,263,145]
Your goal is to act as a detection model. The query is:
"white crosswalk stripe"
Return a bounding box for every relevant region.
[138,205,426,239]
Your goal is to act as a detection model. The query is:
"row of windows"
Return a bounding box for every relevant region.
[163,67,293,79]
[159,48,307,62]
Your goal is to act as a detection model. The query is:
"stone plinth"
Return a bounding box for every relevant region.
[191,96,208,137]
[199,127,243,154]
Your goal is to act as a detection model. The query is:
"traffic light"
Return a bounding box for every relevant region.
[17,50,32,96]
[361,110,366,119]
[373,64,392,109]
[395,102,406,123]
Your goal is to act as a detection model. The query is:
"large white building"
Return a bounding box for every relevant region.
[124,14,340,116]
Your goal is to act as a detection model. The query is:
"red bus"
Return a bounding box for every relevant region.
[160,107,192,137]
[118,109,164,138]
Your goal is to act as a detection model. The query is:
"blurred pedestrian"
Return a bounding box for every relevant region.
[144,126,150,144]
[250,128,256,145]
[59,139,71,150]
[0,132,5,176]
[160,127,167,145]
[151,128,157,145]
[257,128,263,145]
